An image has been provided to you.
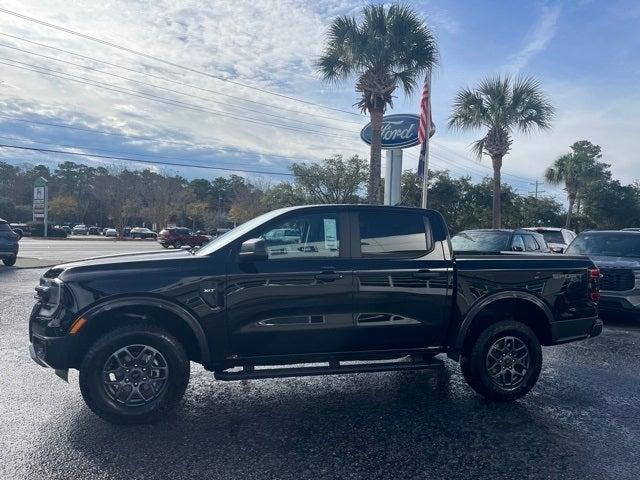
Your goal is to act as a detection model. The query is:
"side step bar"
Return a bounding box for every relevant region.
[214,357,444,381]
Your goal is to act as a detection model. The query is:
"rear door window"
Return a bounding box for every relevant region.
[512,235,525,251]
[358,212,430,257]
[524,235,540,251]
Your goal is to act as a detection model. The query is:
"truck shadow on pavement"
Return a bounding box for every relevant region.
[28,363,605,480]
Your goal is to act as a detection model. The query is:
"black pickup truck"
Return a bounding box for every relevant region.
[29,205,602,424]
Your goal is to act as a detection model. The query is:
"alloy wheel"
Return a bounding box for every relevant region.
[485,335,530,390]
[102,344,169,406]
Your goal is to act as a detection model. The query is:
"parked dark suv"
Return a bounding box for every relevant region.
[29,205,601,424]
[566,230,640,314]
[0,218,20,266]
[157,227,210,248]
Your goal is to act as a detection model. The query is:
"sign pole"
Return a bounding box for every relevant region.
[44,183,48,237]
[384,149,403,205]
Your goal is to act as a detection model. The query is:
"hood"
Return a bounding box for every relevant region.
[46,249,193,278]
[589,255,640,270]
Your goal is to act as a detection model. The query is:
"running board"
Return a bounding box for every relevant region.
[214,357,444,381]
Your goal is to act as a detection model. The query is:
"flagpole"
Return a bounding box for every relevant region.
[420,70,432,209]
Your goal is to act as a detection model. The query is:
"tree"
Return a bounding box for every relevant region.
[449,76,554,228]
[291,154,368,204]
[544,141,607,228]
[316,4,438,203]
[48,195,79,223]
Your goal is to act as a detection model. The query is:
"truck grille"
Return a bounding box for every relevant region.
[600,268,635,291]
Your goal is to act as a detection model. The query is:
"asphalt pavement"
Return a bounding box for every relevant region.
[1,241,639,479]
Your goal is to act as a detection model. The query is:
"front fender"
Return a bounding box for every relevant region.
[78,295,211,364]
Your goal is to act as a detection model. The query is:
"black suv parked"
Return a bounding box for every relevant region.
[29,205,601,424]
[0,218,20,266]
[566,230,640,313]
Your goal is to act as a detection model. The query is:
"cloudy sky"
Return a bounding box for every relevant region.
[0,0,638,200]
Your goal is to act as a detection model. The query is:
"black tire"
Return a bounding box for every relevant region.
[79,323,190,424]
[460,320,542,402]
[174,241,182,249]
[161,244,169,249]
[2,255,16,266]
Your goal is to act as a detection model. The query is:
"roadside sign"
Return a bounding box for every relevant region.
[33,177,48,235]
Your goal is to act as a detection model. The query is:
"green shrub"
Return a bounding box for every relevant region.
[27,221,67,238]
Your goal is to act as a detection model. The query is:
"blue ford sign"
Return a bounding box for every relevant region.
[360,113,420,149]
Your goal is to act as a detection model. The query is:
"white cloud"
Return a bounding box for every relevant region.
[504,4,561,74]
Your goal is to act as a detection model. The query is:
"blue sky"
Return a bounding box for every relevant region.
[0,0,638,202]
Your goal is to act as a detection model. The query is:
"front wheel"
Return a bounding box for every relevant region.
[2,255,16,266]
[460,320,542,402]
[79,323,190,424]
[174,241,182,249]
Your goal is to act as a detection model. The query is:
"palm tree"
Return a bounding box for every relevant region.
[544,150,603,229]
[449,76,554,228]
[316,4,438,203]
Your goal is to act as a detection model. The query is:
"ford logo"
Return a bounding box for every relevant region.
[360,113,420,149]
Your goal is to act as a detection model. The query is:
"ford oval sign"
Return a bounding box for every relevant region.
[360,114,420,149]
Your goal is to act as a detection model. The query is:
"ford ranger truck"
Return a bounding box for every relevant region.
[29,205,602,424]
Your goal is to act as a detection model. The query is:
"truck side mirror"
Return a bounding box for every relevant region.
[239,238,268,262]
[512,245,523,252]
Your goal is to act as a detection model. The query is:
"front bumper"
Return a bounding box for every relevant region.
[29,333,78,370]
[550,316,603,344]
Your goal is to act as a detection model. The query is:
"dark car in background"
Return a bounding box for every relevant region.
[566,230,640,315]
[157,227,210,248]
[9,223,28,239]
[0,218,20,266]
[130,227,157,239]
[451,229,549,253]
[524,227,576,253]
[87,226,101,236]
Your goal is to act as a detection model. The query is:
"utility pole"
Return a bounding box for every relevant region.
[528,180,546,225]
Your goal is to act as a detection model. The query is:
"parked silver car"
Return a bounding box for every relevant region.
[524,227,576,253]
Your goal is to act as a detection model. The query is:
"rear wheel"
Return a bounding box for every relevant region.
[2,255,16,266]
[460,320,541,401]
[79,323,190,424]
[161,244,169,248]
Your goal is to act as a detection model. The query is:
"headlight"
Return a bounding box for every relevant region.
[35,278,64,317]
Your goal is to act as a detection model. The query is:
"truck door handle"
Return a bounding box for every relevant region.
[314,271,344,281]
[413,270,440,279]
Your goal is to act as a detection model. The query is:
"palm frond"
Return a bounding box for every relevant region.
[448,88,486,130]
[471,138,485,160]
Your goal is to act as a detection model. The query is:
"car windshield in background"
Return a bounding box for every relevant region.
[451,231,511,252]
[537,230,564,244]
[566,233,640,258]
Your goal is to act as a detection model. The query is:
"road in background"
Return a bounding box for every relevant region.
[12,237,167,267]
[1,267,639,480]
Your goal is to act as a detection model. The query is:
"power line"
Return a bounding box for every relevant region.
[0,8,363,117]
[0,134,302,172]
[0,58,356,140]
[0,142,297,177]
[0,40,362,131]
[0,114,358,163]
[0,31,364,126]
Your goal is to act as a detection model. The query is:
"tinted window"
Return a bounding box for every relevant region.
[523,235,540,251]
[566,233,640,258]
[451,230,511,252]
[260,213,340,259]
[359,212,428,257]
[512,235,525,251]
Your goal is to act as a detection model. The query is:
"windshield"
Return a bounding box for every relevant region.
[195,208,289,256]
[451,230,511,252]
[566,233,640,258]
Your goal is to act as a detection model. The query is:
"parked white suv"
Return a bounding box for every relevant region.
[524,227,576,253]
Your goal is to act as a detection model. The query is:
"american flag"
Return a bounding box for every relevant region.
[417,76,434,178]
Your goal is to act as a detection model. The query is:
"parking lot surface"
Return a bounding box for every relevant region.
[1,243,639,480]
[15,237,164,267]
